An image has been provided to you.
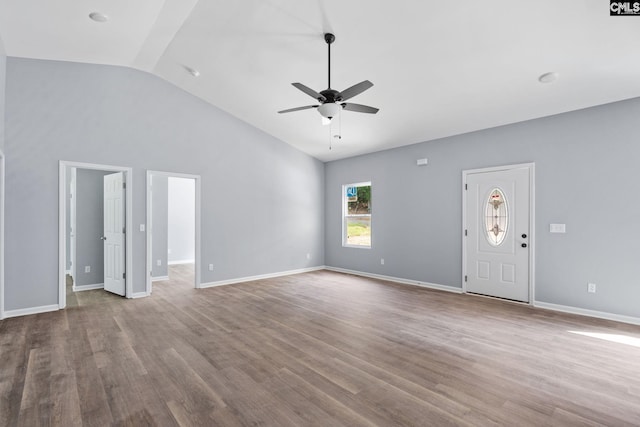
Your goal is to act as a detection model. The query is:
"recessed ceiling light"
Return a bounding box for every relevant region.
[538,72,559,84]
[183,66,200,77]
[89,12,109,23]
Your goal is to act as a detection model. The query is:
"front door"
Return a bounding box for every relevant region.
[464,165,531,302]
[103,172,126,296]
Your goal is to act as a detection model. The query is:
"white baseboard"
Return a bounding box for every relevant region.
[168,259,194,266]
[200,266,325,288]
[131,292,149,299]
[73,283,104,292]
[329,267,640,326]
[325,266,463,294]
[534,301,640,326]
[4,304,59,319]
[152,276,169,282]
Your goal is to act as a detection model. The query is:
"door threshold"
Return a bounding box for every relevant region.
[466,291,530,305]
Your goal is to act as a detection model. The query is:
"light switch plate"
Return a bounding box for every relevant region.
[550,223,566,233]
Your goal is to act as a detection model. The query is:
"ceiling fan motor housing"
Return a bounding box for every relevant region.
[319,89,341,103]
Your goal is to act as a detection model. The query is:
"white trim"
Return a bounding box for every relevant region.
[152,276,169,282]
[73,283,104,292]
[534,301,640,326]
[168,259,195,265]
[146,170,202,295]
[461,162,535,304]
[200,266,325,288]
[325,266,463,294]
[131,292,149,299]
[0,150,5,319]
[4,304,59,319]
[59,161,134,309]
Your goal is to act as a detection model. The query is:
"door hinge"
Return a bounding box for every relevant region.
[122,272,126,279]
[464,229,467,236]
[465,183,467,190]
[464,275,467,282]
[122,227,126,234]
[123,182,126,189]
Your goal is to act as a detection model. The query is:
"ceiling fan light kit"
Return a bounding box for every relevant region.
[278,33,379,127]
[318,102,341,119]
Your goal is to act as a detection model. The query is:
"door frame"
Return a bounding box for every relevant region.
[58,161,134,308]
[462,162,536,304]
[0,150,5,320]
[145,170,201,295]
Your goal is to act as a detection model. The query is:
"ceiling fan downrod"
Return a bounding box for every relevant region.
[325,33,335,89]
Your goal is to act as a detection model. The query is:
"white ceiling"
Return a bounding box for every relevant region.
[1,1,640,161]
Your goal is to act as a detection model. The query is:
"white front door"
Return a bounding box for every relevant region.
[103,172,126,296]
[465,166,531,302]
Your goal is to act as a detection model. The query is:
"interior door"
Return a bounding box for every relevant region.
[465,166,530,302]
[103,172,126,296]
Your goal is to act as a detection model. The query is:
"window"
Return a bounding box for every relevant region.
[343,182,371,247]
[485,187,508,246]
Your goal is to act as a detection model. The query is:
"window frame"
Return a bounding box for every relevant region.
[342,181,372,249]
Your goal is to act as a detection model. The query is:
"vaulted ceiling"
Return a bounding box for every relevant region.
[1,1,639,161]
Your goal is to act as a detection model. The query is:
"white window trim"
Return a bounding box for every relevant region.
[342,181,372,249]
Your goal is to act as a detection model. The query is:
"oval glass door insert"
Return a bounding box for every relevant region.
[485,188,508,246]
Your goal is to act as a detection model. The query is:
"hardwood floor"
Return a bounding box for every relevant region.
[2,268,640,426]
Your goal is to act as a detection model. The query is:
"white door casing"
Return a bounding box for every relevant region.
[464,165,533,303]
[103,172,126,296]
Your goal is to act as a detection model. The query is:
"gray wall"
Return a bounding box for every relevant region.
[65,166,73,271]
[168,177,195,264]
[151,174,168,278]
[75,169,111,287]
[4,57,325,311]
[325,98,640,318]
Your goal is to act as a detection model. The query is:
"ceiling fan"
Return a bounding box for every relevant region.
[278,33,379,122]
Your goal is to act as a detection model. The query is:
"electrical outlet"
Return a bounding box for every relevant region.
[588,283,596,293]
[306,253,311,260]
[156,259,162,266]
[85,266,91,273]
[208,264,214,271]
[381,258,385,265]
[140,224,145,232]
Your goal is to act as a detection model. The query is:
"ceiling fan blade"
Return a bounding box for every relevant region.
[341,103,379,114]
[292,83,326,102]
[278,105,319,114]
[339,80,373,101]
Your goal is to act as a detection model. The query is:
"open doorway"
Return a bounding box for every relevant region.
[58,161,133,309]
[146,171,201,295]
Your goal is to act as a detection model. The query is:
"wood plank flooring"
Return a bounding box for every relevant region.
[2,267,640,426]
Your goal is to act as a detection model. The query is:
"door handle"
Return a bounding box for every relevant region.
[100,236,107,241]
[521,243,527,248]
